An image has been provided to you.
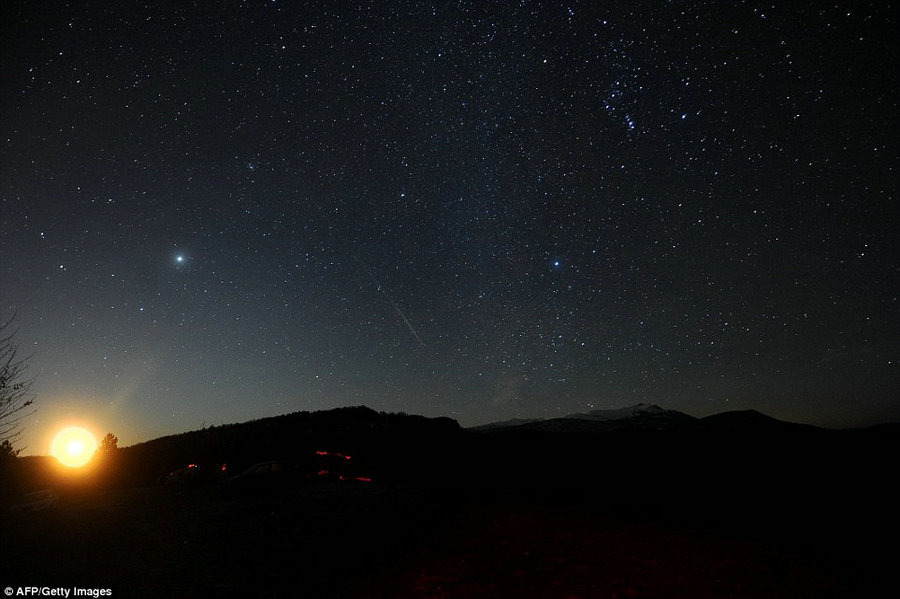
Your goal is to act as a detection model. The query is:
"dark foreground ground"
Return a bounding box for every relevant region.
[2,476,893,598]
[3,421,898,597]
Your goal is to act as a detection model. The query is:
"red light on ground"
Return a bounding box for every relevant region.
[315,450,352,460]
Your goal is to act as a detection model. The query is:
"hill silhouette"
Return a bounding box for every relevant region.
[111,406,462,487]
[2,404,897,597]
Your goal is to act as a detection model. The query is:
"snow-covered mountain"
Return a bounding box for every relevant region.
[565,403,694,422]
[469,403,698,433]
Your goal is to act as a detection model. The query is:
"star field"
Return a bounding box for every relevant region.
[1,1,897,449]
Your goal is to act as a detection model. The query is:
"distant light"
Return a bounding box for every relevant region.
[50,426,98,468]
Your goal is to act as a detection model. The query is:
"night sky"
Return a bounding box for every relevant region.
[2,1,897,452]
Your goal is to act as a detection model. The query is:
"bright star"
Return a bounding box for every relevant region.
[173,252,188,267]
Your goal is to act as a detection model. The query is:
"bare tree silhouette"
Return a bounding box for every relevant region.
[0,314,35,450]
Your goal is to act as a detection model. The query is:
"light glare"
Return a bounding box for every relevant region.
[51,426,98,468]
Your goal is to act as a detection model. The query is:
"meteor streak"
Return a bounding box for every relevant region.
[361,264,425,347]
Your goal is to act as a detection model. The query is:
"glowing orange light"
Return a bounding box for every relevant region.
[50,426,98,468]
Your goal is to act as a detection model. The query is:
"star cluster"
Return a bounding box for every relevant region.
[1,1,897,447]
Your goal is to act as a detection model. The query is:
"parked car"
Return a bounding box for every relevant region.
[158,463,203,485]
[10,489,59,514]
[157,462,229,486]
[222,460,297,492]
